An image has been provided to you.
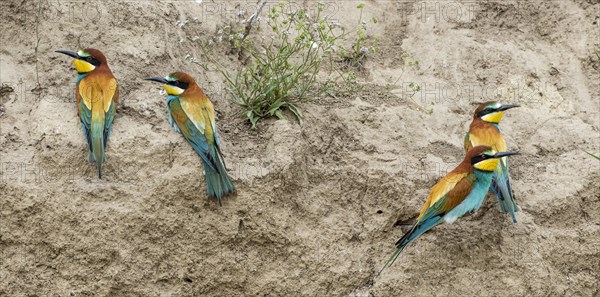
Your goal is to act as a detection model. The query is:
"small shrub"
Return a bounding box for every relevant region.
[223,2,341,128]
[217,2,381,128]
[337,3,380,69]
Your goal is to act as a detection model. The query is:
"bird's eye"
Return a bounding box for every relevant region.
[481,155,487,159]
[86,56,93,62]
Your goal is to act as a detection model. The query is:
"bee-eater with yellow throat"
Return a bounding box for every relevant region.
[464,101,519,222]
[145,72,235,205]
[56,49,118,178]
[380,146,519,272]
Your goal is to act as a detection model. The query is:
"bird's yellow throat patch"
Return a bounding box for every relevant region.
[73,59,96,73]
[481,111,504,123]
[474,158,500,171]
[163,84,184,95]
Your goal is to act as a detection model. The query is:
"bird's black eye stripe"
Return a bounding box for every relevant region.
[168,80,189,89]
[81,56,101,66]
[477,107,496,117]
[471,154,491,165]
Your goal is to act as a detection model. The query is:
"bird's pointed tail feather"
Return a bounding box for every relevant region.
[204,145,236,205]
[379,216,443,275]
[91,117,105,179]
[491,163,518,223]
[378,245,406,275]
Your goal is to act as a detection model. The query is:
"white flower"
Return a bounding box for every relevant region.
[359,47,369,54]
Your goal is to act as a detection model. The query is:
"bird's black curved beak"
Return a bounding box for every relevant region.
[493,151,520,158]
[498,104,520,111]
[55,50,80,59]
[144,77,169,84]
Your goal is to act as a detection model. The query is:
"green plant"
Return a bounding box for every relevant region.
[401,52,420,66]
[337,3,380,69]
[222,2,342,128]
[405,81,432,114]
[213,2,383,128]
[584,151,600,161]
[400,53,432,114]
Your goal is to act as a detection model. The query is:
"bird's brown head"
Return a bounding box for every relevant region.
[466,145,519,172]
[472,101,519,124]
[144,72,197,96]
[55,48,109,74]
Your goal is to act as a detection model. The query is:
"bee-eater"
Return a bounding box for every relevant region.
[380,146,519,272]
[464,101,520,222]
[56,49,118,178]
[144,72,235,205]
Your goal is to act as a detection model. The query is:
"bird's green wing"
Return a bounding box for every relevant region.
[418,171,469,220]
[179,96,207,138]
[103,85,118,147]
[168,98,218,172]
[79,96,93,155]
[419,173,475,223]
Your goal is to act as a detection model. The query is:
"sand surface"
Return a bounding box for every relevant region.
[1,0,599,296]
